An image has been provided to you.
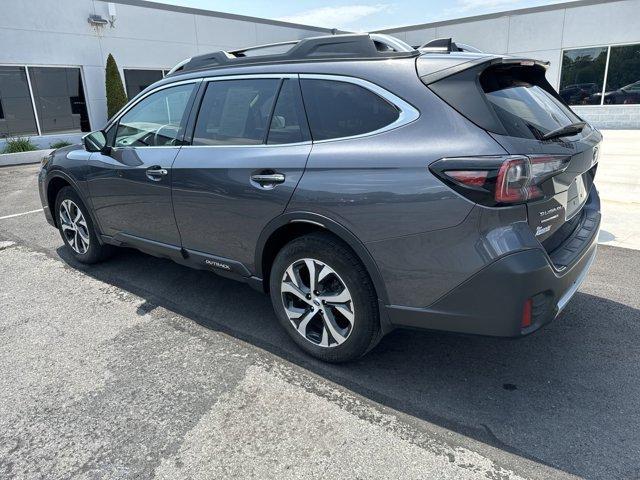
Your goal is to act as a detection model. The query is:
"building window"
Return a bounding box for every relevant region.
[604,43,640,105]
[29,67,90,134]
[124,69,165,100]
[0,66,39,137]
[559,47,608,106]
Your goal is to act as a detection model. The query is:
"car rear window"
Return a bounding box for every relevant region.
[480,66,582,140]
[300,79,399,141]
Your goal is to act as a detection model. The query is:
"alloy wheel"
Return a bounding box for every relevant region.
[59,199,90,254]
[281,258,355,347]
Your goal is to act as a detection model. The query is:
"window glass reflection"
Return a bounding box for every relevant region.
[0,66,38,137]
[124,69,164,100]
[29,67,90,134]
[604,44,640,105]
[559,47,607,105]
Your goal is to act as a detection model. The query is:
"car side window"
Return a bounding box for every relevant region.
[267,79,311,145]
[192,79,279,146]
[114,83,195,148]
[300,79,400,141]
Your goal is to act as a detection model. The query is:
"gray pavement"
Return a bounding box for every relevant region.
[1,163,639,479]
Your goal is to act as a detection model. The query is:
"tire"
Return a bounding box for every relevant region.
[55,186,113,264]
[269,232,381,363]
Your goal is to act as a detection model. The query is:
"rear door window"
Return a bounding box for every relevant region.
[300,79,399,141]
[193,79,279,146]
[267,79,310,145]
[481,66,582,140]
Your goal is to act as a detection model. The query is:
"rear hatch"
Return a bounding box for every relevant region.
[421,55,601,266]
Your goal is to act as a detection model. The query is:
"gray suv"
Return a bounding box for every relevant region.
[38,34,601,362]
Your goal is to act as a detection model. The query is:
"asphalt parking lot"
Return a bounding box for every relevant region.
[1,163,639,479]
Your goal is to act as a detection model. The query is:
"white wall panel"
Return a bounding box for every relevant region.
[562,0,640,48]
[436,17,510,54]
[508,10,565,53]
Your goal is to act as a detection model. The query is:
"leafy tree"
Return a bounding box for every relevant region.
[105,54,127,119]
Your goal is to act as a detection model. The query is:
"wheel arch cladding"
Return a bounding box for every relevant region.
[256,213,390,304]
[47,176,72,227]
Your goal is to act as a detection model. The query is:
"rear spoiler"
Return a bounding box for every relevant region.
[419,55,550,85]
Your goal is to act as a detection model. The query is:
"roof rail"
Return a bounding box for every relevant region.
[417,38,482,53]
[167,33,419,75]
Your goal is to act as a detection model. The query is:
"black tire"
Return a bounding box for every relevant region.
[55,186,113,264]
[269,232,381,363]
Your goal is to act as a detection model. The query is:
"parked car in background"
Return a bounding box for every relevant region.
[559,82,600,104]
[592,80,640,104]
[38,35,601,362]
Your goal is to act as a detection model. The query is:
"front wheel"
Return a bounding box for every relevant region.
[269,232,381,363]
[55,186,113,264]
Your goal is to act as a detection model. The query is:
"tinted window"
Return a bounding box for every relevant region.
[124,69,164,100]
[482,66,581,140]
[267,79,310,145]
[0,66,38,137]
[559,47,608,105]
[115,83,194,147]
[604,43,640,105]
[193,79,279,146]
[29,67,90,134]
[300,79,399,141]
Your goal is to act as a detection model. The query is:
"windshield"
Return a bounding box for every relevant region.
[481,66,582,140]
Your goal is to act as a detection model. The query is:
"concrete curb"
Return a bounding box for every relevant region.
[0,149,53,167]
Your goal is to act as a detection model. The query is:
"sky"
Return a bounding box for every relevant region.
[151,0,576,31]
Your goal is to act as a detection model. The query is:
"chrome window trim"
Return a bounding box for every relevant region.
[109,72,420,149]
[202,73,298,82]
[299,73,420,144]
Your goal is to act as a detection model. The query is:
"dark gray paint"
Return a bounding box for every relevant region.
[171,143,311,269]
[86,147,182,246]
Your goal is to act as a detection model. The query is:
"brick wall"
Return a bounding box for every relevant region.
[573,105,640,129]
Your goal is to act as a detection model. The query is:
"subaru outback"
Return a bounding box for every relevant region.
[39,34,601,362]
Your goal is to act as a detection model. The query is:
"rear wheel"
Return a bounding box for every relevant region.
[55,186,113,264]
[269,232,380,362]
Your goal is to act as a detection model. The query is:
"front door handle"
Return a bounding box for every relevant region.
[250,173,286,187]
[146,167,168,181]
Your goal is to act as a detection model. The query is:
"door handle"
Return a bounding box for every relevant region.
[146,167,168,181]
[250,173,285,186]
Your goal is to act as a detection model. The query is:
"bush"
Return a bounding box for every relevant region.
[1,137,39,154]
[105,53,128,119]
[50,140,73,149]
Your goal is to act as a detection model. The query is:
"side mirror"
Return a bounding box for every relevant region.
[83,130,110,154]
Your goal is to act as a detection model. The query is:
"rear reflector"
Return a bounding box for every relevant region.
[521,298,533,329]
[445,170,488,187]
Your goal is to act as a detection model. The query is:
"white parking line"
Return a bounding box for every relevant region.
[0,208,44,221]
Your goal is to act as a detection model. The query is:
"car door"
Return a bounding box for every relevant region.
[171,75,311,274]
[86,81,198,247]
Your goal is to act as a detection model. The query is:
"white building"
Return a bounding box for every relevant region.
[1,0,639,148]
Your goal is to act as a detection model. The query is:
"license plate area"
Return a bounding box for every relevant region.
[565,174,588,220]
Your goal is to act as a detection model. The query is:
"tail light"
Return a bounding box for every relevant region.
[430,155,570,206]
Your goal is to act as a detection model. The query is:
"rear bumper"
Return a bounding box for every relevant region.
[386,197,600,337]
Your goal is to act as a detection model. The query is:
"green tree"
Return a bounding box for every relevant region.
[105,53,128,119]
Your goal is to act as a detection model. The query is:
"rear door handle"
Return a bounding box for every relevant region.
[250,173,285,186]
[146,167,168,181]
